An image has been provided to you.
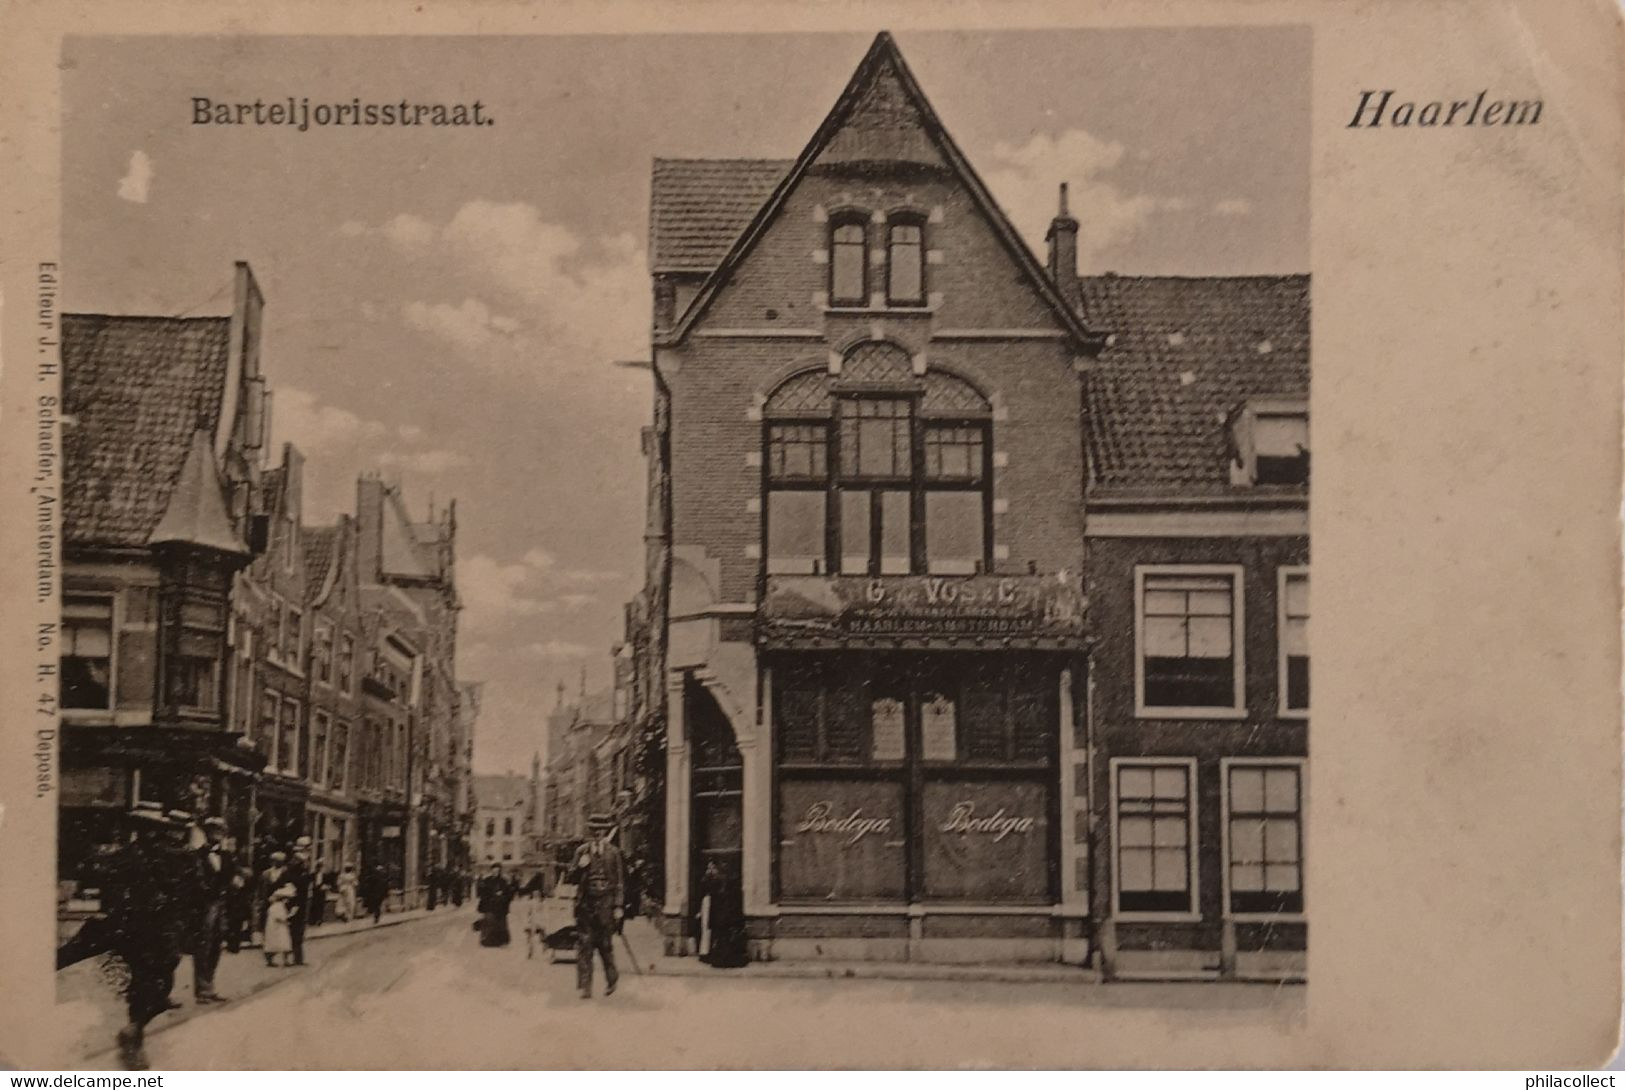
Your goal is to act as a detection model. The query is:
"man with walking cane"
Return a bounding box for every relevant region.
[571,813,624,999]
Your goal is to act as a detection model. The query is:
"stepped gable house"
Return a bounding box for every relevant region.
[643,32,1309,974]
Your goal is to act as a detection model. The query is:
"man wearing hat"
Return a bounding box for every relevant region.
[189,816,234,1003]
[102,802,189,1069]
[286,836,315,966]
[571,813,625,999]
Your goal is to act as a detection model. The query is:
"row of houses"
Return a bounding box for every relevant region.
[625,33,1309,980]
[58,263,479,910]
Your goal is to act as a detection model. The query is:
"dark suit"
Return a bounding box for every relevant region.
[571,838,624,996]
[285,857,313,964]
[190,843,233,998]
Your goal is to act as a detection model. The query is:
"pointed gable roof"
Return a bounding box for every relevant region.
[380,486,437,581]
[302,523,341,604]
[61,314,234,548]
[148,429,249,555]
[659,32,1100,349]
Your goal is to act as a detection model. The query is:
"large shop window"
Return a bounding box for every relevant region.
[1114,761,1196,915]
[775,654,1057,904]
[1280,569,1309,715]
[1138,568,1244,714]
[1225,762,1303,915]
[762,355,992,577]
[61,595,114,710]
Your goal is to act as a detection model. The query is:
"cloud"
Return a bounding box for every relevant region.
[520,640,591,661]
[402,297,521,354]
[984,130,1194,267]
[117,151,153,204]
[458,554,560,623]
[346,200,648,370]
[274,386,389,452]
[376,448,472,474]
[1213,197,1254,217]
[270,386,472,520]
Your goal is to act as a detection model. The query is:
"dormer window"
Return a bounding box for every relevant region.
[1230,397,1308,487]
[886,218,925,305]
[830,217,869,306]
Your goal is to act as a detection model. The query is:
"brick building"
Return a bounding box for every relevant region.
[58,264,270,893]
[58,262,478,917]
[640,33,1309,969]
[646,34,1096,962]
[1079,276,1308,980]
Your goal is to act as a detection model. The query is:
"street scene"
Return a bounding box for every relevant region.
[52,27,1309,1070]
[56,904,1302,1070]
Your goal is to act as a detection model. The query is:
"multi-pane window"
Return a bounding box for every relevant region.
[1280,571,1309,714]
[886,220,925,305]
[283,607,303,667]
[503,817,514,836]
[314,623,334,685]
[1139,571,1242,712]
[258,691,279,761]
[922,424,986,575]
[762,359,992,577]
[278,697,301,776]
[1116,762,1195,914]
[337,633,355,692]
[311,710,330,786]
[61,595,114,710]
[829,219,868,305]
[775,655,1057,904]
[486,819,495,838]
[330,721,349,791]
[1226,763,1303,914]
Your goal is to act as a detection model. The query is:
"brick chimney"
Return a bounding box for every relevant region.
[1045,182,1079,285]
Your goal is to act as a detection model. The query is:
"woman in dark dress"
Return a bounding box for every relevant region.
[475,864,514,947]
[698,859,748,968]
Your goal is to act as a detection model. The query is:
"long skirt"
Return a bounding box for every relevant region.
[479,911,511,947]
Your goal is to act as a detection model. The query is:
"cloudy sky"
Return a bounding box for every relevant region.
[62,28,1308,776]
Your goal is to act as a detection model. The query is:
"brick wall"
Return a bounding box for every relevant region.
[1085,532,1309,933]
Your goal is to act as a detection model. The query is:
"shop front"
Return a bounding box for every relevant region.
[669,572,1089,964]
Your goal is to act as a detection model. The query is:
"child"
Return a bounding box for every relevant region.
[263,884,295,967]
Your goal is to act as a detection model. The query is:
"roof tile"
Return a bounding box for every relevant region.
[62,315,232,548]
[649,158,790,273]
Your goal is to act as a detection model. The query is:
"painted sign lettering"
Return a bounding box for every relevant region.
[939,801,1035,843]
[795,800,894,846]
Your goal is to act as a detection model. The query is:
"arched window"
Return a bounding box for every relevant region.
[763,350,992,576]
[886,217,925,306]
[829,216,869,306]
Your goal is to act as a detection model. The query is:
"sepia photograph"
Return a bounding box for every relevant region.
[5,0,1619,1073]
[41,26,1312,1069]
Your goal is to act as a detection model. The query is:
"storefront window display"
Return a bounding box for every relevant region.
[773,653,1061,904]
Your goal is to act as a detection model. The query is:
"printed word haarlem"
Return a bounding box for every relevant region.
[1349,89,1541,129]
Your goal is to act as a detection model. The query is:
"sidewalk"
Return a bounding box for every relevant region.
[608,907,1104,985]
[56,902,467,1063]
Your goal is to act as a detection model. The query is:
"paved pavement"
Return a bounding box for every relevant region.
[54,900,1307,1069]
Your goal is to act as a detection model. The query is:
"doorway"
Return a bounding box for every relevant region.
[686,678,742,952]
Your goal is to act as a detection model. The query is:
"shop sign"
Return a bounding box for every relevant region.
[921,780,1049,900]
[381,824,402,838]
[760,574,1085,646]
[778,780,905,901]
